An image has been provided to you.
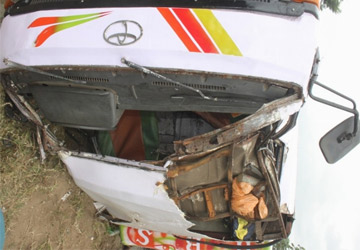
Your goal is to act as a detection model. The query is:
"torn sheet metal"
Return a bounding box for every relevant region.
[174,94,303,155]
[59,151,207,239]
[166,131,289,240]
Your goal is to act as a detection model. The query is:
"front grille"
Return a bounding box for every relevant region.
[50,75,109,83]
[152,81,226,91]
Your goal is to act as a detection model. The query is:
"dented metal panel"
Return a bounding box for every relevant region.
[59,151,208,239]
[174,94,303,154]
[165,130,289,240]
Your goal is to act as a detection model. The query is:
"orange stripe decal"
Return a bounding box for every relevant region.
[172,8,219,54]
[157,8,200,52]
[159,8,242,56]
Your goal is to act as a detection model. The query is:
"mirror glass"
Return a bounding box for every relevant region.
[320,116,360,164]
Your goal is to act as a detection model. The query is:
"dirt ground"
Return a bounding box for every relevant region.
[0,86,123,250]
[2,169,122,250]
[0,3,122,249]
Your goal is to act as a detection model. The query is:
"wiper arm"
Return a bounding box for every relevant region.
[121,58,217,101]
[3,58,87,84]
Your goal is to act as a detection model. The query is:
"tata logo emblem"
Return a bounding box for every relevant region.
[103,20,143,46]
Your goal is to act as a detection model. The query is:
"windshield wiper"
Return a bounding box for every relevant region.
[3,58,87,84]
[121,58,217,101]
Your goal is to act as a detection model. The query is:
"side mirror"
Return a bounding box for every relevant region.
[320,116,360,164]
[309,80,359,164]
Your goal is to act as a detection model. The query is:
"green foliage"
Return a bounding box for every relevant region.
[321,0,343,13]
[272,238,305,250]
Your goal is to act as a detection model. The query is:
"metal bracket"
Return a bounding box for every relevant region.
[308,80,359,140]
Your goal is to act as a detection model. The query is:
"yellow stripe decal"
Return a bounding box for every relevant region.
[193,9,243,57]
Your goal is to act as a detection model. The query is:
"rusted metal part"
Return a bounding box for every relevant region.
[168,132,282,232]
[167,147,231,178]
[169,142,230,162]
[176,183,228,201]
[257,150,287,239]
[224,186,229,201]
[186,212,231,222]
[204,191,216,218]
[174,94,303,155]
[172,183,230,221]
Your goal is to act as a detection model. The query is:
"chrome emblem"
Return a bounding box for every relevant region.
[103,20,143,46]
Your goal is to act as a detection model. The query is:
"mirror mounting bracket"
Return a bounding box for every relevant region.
[308,77,360,163]
[308,80,359,140]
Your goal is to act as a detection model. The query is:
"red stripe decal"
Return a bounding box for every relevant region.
[28,17,59,28]
[157,8,200,52]
[34,25,56,47]
[172,8,219,54]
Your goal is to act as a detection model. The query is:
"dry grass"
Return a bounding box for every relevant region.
[0,86,56,221]
[0,86,122,249]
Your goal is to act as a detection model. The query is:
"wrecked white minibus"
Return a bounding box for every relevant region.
[1,0,359,248]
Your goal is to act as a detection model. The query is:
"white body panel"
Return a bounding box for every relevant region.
[59,151,208,238]
[0,8,318,92]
